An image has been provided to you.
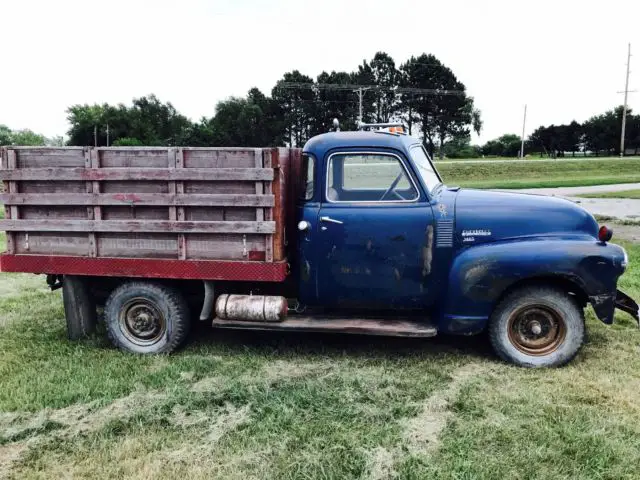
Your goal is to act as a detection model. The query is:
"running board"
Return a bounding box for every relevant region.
[211,316,437,337]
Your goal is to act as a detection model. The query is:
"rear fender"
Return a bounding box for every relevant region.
[440,238,625,334]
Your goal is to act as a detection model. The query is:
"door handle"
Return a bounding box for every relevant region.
[320,216,343,225]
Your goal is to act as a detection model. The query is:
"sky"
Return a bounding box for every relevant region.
[1,0,639,144]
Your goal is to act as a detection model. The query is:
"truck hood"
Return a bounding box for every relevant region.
[452,188,599,245]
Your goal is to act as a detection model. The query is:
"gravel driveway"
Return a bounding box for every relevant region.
[504,183,640,220]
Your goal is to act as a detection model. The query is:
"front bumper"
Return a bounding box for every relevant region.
[615,289,639,323]
[589,289,639,324]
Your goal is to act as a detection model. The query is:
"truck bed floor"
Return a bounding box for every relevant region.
[211,315,437,337]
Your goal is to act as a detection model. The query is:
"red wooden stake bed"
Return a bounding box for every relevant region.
[0,146,301,282]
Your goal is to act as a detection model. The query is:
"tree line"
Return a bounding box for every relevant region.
[528,106,640,157]
[60,51,481,157]
[0,125,63,147]
[471,105,640,159]
[3,51,638,159]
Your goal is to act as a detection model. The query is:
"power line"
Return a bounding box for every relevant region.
[277,81,465,125]
[275,82,465,96]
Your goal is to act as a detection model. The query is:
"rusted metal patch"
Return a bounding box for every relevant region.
[212,315,438,337]
[422,225,434,277]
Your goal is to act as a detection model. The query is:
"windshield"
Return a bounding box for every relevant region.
[409,145,442,192]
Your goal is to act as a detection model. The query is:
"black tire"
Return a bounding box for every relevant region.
[488,286,585,368]
[104,281,190,354]
[62,275,97,340]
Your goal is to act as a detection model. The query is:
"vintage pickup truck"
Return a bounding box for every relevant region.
[0,124,637,367]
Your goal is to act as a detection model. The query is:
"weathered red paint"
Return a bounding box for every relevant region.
[248,251,266,261]
[112,193,143,203]
[0,254,288,282]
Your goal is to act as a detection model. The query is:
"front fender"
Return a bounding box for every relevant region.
[439,238,626,334]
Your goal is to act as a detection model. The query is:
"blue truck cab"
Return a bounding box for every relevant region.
[292,125,638,367]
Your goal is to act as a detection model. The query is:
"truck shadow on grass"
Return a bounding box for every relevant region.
[186,320,496,362]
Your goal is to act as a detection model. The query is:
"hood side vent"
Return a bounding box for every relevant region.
[436,220,454,248]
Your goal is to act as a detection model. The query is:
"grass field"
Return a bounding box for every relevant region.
[579,189,640,199]
[436,158,640,189]
[2,228,640,479]
[438,156,629,163]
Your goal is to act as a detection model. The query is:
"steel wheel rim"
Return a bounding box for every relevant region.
[507,305,567,356]
[119,297,166,346]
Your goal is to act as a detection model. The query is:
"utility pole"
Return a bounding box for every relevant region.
[357,87,364,124]
[106,123,110,147]
[620,43,632,157]
[93,125,97,147]
[520,104,527,159]
[355,87,371,125]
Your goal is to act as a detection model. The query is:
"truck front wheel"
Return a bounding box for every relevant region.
[104,282,190,354]
[488,286,585,367]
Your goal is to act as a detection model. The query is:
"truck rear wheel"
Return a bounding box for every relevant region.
[488,286,585,368]
[104,282,190,354]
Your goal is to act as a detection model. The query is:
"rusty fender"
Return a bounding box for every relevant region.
[440,238,628,334]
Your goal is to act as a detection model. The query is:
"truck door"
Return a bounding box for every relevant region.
[315,151,436,310]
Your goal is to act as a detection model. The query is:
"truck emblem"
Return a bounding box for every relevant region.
[461,229,492,242]
[438,204,448,218]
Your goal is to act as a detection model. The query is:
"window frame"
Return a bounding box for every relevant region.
[324,151,421,204]
[408,144,442,194]
[301,153,316,201]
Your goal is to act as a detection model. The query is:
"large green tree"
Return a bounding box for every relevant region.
[399,54,481,158]
[368,52,400,122]
[0,125,49,146]
[272,71,316,147]
[0,125,14,146]
[481,134,522,157]
[209,89,283,147]
[314,71,358,133]
[67,95,191,146]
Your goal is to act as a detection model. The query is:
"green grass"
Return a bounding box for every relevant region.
[2,232,640,478]
[439,156,629,162]
[436,158,640,189]
[579,189,640,199]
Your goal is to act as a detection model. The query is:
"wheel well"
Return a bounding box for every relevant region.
[495,276,589,310]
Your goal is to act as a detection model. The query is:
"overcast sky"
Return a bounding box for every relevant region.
[2,0,639,143]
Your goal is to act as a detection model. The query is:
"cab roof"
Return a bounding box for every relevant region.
[302,131,421,159]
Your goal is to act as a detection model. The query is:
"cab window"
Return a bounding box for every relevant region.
[326,153,418,202]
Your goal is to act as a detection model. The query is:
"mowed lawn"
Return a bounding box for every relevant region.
[1,229,640,479]
[436,157,640,189]
[579,189,640,199]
